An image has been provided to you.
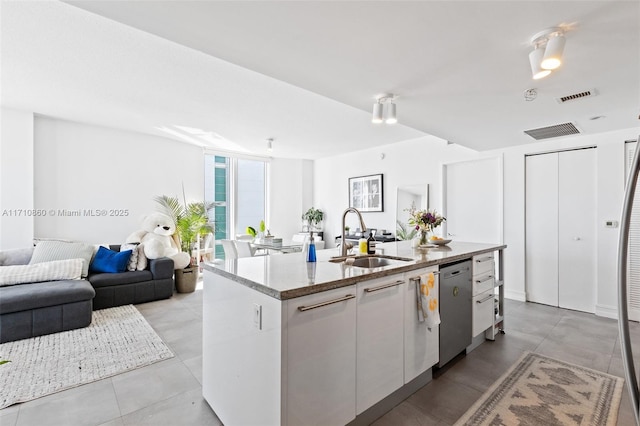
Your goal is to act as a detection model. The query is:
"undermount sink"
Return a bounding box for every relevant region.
[329,255,412,269]
[349,257,393,268]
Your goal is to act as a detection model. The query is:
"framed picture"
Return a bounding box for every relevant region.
[349,174,383,212]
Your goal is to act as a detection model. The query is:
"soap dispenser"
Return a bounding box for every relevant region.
[367,232,376,255]
[358,236,368,254]
[307,231,317,262]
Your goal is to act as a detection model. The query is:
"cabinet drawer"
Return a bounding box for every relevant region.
[473,272,495,296]
[472,289,494,337]
[473,253,495,277]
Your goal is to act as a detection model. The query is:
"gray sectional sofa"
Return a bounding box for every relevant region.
[0,245,174,343]
[89,245,174,310]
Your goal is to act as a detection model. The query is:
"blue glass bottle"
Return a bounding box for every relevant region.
[307,235,317,262]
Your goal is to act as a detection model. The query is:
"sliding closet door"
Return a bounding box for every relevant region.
[558,149,597,313]
[525,153,559,307]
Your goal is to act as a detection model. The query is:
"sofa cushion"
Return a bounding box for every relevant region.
[0,247,34,266]
[0,258,83,286]
[90,246,132,274]
[0,279,95,315]
[88,270,153,288]
[30,241,94,277]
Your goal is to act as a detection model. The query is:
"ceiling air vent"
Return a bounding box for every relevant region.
[555,89,597,104]
[524,122,581,140]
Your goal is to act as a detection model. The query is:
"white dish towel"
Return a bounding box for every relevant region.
[415,272,441,329]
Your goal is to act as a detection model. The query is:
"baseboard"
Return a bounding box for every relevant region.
[346,367,433,426]
[505,289,526,302]
[595,304,618,320]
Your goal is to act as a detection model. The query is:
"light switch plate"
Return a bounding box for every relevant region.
[253,304,262,330]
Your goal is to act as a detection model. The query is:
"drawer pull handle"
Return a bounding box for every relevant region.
[476,294,494,304]
[364,280,405,293]
[475,256,493,263]
[298,295,355,312]
[475,275,494,284]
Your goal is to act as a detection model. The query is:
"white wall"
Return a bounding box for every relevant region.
[485,127,640,317]
[268,158,313,240]
[0,108,34,249]
[313,127,640,319]
[314,135,478,248]
[33,117,204,244]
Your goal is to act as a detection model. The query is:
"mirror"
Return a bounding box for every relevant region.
[396,184,429,241]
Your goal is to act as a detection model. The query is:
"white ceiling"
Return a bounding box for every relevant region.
[2,1,639,159]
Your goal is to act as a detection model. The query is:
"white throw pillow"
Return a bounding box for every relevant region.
[30,241,94,277]
[0,258,83,286]
[120,243,140,272]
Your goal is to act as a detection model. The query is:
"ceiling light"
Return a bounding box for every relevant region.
[266,138,273,152]
[372,102,383,123]
[529,47,552,80]
[541,33,565,70]
[372,94,398,125]
[528,27,567,79]
[386,102,397,124]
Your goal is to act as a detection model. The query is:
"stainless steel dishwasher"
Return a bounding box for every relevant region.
[438,259,472,368]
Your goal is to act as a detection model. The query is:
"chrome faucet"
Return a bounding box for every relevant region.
[341,207,367,257]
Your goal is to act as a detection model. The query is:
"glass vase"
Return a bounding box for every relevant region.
[419,230,428,246]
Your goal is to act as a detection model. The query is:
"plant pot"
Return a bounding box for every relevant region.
[175,266,199,293]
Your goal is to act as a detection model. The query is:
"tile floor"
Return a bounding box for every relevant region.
[0,284,636,426]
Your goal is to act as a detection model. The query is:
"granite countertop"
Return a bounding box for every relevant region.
[203,240,506,300]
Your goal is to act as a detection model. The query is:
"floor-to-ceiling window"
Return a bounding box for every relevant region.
[204,154,267,259]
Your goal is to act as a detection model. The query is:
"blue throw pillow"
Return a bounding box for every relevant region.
[90,246,133,274]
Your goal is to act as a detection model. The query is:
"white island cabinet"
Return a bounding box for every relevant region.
[286,287,357,425]
[356,273,405,414]
[202,240,506,426]
[404,266,439,383]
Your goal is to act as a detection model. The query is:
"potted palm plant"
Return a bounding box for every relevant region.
[155,195,214,293]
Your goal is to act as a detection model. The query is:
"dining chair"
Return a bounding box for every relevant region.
[221,239,238,260]
[234,240,257,258]
[235,234,255,241]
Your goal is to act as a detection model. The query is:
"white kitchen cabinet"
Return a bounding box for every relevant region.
[526,148,597,313]
[472,253,496,338]
[404,266,439,383]
[356,274,405,414]
[285,286,357,426]
[472,288,494,337]
[472,252,495,296]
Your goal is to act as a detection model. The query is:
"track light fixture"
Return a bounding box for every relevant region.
[529,46,552,80]
[372,94,398,124]
[528,27,567,80]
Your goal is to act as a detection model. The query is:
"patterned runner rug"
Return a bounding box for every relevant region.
[455,352,624,426]
[0,305,174,409]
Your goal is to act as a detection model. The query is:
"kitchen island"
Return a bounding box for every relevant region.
[202,240,505,426]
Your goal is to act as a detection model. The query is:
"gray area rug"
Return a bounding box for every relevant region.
[455,352,624,426]
[0,305,174,409]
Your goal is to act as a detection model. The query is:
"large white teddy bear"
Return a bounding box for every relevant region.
[126,212,191,270]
